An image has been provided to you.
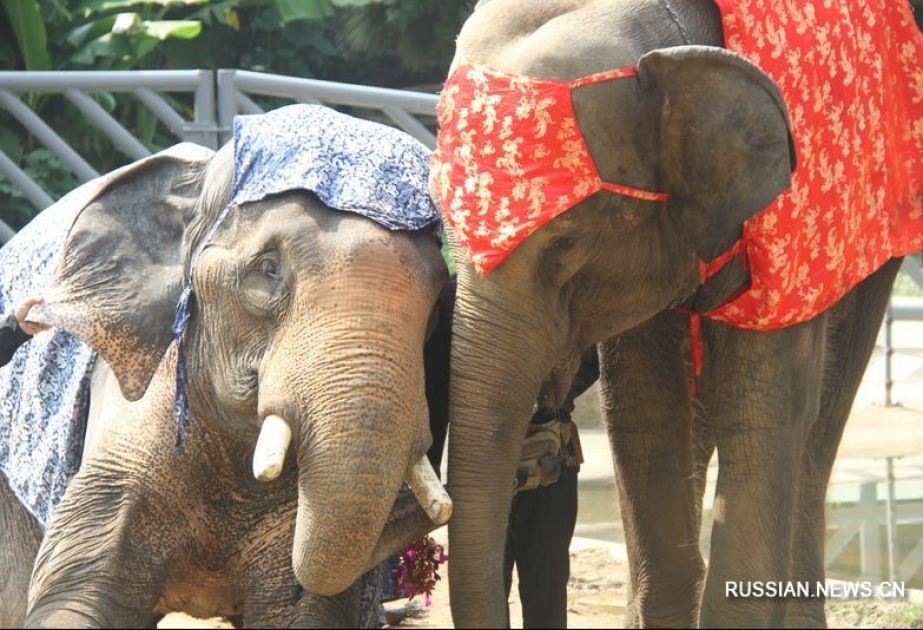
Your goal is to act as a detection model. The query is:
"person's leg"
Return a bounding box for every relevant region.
[512,463,579,629]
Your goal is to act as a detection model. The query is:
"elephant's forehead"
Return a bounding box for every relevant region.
[206,199,439,288]
[223,198,409,253]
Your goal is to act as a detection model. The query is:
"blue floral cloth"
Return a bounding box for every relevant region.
[0,193,97,528]
[231,103,440,236]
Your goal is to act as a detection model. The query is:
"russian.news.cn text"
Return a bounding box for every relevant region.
[725,580,906,599]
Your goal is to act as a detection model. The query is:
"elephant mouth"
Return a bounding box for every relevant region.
[251,413,452,526]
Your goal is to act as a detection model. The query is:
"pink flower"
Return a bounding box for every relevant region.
[391,535,448,606]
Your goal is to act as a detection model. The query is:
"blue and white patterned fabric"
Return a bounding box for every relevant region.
[231,103,440,236]
[0,195,97,528]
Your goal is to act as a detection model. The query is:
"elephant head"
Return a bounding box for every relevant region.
[428,1,797,626]
[26,104,451,623]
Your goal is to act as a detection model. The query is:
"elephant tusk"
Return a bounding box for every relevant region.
[252,414,292,482]
[405,455,453,526]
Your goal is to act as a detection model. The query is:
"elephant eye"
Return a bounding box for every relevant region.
[259,255,280,279]
[241,252,283,315]
[552,236,576,252]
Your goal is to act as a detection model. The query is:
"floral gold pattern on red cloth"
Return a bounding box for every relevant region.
[432,1,923,330]
[706,0,923,329]
[430,64,667,274]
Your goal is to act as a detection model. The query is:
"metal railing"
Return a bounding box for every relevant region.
[0,69,439,242]
[825,455,923,587]
[215,69,437,149]
[0,69,217,236]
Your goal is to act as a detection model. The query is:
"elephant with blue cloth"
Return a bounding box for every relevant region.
[0,103,452,628]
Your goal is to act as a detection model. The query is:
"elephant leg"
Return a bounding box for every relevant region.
[243,576,363,629]
[601,309,706,628]
[246,584,365,629]
[241,533,380,629]
[786,257,902,628]
[26,478,165,628]
[0,475,43,628]
[697,316,828,628]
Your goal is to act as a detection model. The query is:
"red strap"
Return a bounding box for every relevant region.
[679,239,747,398]
[599,181,669,203]
[688,312,702,398]
[699,240,742,282]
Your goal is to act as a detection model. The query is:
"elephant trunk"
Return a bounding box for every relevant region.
[293,331,428,595]
[249,225,448,597]
[445,280,558,627]
[260,260,438,597]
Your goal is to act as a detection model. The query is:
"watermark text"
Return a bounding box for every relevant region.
[725,580,906,599]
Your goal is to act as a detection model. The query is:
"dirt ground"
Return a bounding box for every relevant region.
[161,524,922,629]
[159,543,923,626]
[382,531,628,629]
[381,527,923,630]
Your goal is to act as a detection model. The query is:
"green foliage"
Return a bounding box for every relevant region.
[156,4,347,79]
[441,241,456,276]
[0,136,80,230]
[337,0,475,83]
[0,0,475,229]
[0,0,350,228]
[274,0,335,21]
[1,0,51,70]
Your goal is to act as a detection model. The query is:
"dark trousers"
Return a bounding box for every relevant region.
[503,463,579,629]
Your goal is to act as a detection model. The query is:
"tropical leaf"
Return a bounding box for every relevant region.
[273,0,335,22]
[74,0,209,12]
[64,16,119,48]
[331,0,381,6]
[68,17,200,67]
[142,20,202,39]
[69,31,136,66]
[1,0,51,70]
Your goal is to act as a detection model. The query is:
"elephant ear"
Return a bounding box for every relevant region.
[29,142,214,401]
[637,45,797,262]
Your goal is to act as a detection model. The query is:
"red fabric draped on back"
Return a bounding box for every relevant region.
[707,0,923,329]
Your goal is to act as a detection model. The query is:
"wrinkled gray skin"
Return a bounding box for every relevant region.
[0,141,448,628]
[437,0,904,627]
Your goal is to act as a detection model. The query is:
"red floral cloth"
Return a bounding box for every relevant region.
[431,1,923,330]
[430,65,667,274]
[708,0,923,329]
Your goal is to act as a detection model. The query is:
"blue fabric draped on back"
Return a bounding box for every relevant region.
[0,198,96,528]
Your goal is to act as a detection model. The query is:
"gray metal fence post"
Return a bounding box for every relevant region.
[885,303,895,407]
[885,457,898,583]
[186,70,218,149]
[858,481,882,579]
